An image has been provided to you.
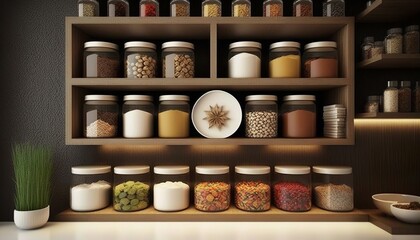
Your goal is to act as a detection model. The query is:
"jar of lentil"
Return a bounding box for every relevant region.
[322,0,345,17]
[312,166,353,212]
[303,41,338,78]
[263,0,283,17]
[273,166,311,212]
[293,0,313,17]
[361,36,374,60]
[154,166,190,212]
[158,95,190,138]
[229,41,261,78]
[84,95,119,138]
[170,0,190,16]
[364,95,380,113]
[71,166,112,212]
[108,0,129,16]
[202,0,222,17]
[413,81,420,112]
[404,25,419,54]
[113,166,151,212]
[399,81,412,113]
[245,95,278,138]
[140,0,159,16]
[123,95,154,138]
[124,41,157,78]
[385,28,403,54]
[269,41,301,78]
[281,95,316,138]
[162,41,195,78]
[371,41,384,58]
[84,41,120,78]
[232,0,251,17]
[235,166,271,212]
[384,81,399,113]
[194,165,230,212]
[78,0,99,17]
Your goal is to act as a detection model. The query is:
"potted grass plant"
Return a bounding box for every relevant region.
[13,144,53,230]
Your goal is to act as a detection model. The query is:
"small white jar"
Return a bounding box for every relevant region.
[122,95,154,138]
[228,41,262,78]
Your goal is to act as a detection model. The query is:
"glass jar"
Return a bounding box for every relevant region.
[399,81,412,113]
[269,41,301,78]
[385,28,403,54]
[323,0,345,17]
[78,0,99,17]
[384,81,399,112]
[273,166,311,212]
[413,81,420,112]
[281,95,316,138]
[232,0,251,17]
[71,165,112,212]
[234,166,271,212]
[293,0,313,17]
[404,25,419,54]
[361,36,374,61]
[153,166,190,212]
[113,166,151,212]
[140,0,159,16]
[84,95,119,138]
[303,41,338,78]
[371,41,384,58]
[228,41,261,78]
[245,95,278,138]
[202,0,222,17]
[162,41,195,78]
[194,165,230,212]
[84,41,120,78]
[312,166,354,212]
[364,95,380,113]
[263,0,283,17]
[123,95,154,138]
[124,41,157,78]
[108,0,129,16]
[158,95,190,138]
[171,0,190,16]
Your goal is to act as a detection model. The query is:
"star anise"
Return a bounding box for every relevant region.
[203,104,230,130]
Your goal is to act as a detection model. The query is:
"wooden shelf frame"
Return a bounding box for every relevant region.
[356,112,420,119]
[357,0,420,23]
[358,54,420,69]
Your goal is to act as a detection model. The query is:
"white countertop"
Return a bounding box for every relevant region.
[0,222,419,240]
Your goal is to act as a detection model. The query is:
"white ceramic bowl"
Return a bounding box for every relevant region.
[391,203,420,224]
[372,193,420,216]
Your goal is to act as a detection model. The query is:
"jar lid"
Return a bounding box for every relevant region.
[154,165,190,175]
[84,41,119,50]
[387,81,398,87]
[162,41,194,50]
[401,81,411,87]
[283,95,316,101]
[245,95,278,101]
[363,37,374,43]
[235,165,270,175]
[159,95,190,101]
[368,95,380,101]
[405,25,419,32]
[304,41,337,50]
[72,165,111,175]
[123,95,153,101]
[114,165,150,175]
[229,41,262,50]
[387,28,403,35]
[275,166,310,175]
[124,41,156,50]
[196,165,229,175]
[85,95,118,101]
[269,41,301,50]
[312,166,352,175]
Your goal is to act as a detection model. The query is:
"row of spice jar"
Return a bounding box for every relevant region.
[78,0,345,17]
[71,165,353,213]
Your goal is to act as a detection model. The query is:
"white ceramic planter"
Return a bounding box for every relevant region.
[14,205,49,230]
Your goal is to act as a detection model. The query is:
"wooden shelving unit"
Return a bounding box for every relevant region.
[357,112,420,119]
[358,54,420,69]
[366,210,420,235]
[357,0,420,23]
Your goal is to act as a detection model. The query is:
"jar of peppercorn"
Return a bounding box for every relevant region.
[293,0,313,17]
[171,0,190,17]
[263,0,283,17]
[108,0,129,17]
[202,0,222,17]
[140,0,159,17]
[232,0,251,17]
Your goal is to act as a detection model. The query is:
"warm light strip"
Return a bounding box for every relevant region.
[190,145,240,153]
[266,145,322,153]
[100,145,167,154]
[355,119,420,126]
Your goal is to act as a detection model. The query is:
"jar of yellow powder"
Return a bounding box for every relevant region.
[269,41,301,78]
[158,95,190,138]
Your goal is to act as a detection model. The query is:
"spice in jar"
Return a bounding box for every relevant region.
[114,181,150,212]
[385,28,403,54]
[404,25,419,54]
[171,0,190,16]
[384,81,399,113]
[364,96,380,113]
[78,0,99,17]
[263,0,283,17]
[162,42,195,78]
[195,182,230,212]
[314,183,353,211]
[413,82,420,112]
[273,182,311,212]
[371,41,384,58]
[293,0,313,17]
[232,0,251,17]
[202,0,221,17]
[399,81,412,112]
[361,36,374,60]
[140,0,159,16]
[108,0,129,16]
[246,111,277,138]
[235,181,271,212]
[322,0,345,17]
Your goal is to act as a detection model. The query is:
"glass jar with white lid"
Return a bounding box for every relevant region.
[245,95,278,138]
[303,41,338,78]
[84,95,119,138]
[162,41,195,78]
[158,95,190,138]
[385,28,403,54]
[281,95,316,138]
[228,41,262,78]
[124,41,157,78]
[123,95,154,138]
[269,41,301,78]
[84,41,120,78]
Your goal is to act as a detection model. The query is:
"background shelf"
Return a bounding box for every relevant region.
[357,112,420,119]
[357,0,420,23]
[358,54,420,69]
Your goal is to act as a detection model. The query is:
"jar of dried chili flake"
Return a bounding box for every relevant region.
[140,0,159,17]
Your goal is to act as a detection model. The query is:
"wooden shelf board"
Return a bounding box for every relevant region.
[365,209,420,235]
[357,112,420,119]
[357,0,420,23]
[358,54,420,69]
[54,206,368,222]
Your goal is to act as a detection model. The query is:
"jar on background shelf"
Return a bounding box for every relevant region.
[171,0,190,16]
[384,81,399,113]
[263,0,283,17]
[245,95,278,138]
[108,0,129,16]
[323,0,345,17]
[385,28,403,54]
[281,95,316,138]
[202,0,222,17]
[364,95,380,113]
[158,95,190,138]
[232,0,251,17]
[293,0,313,17]
[140,0,159,16]
[269,41,301,78]
[84,95,119,138]
[404,25,419,54]
[414,81,420,112]
[399,81,411,113]
[228,41,261,78]
[371,41,384,58]
[361,36,374,61]
[162,41,195,78]
[123,95,154,138]
[78,0,99,17]
[303,41,338,78]
[124,41,157,78]
[84,41,120,78]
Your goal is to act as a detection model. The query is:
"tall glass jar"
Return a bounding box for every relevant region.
[123,95,154,138]
[140,0,159,16]
[108,0,129,16]
[113,166,151,212]
[124,41,157,78]
[84,41,120,78]
[202,0,222,17]
[281,95,316,138]
[171,0,190,16]
[71,166,112,212]
[385,28,403,54]
[384,81,399,112]
[263,0,283,17]
[245,95,278,138]
[162,41,195,78]
[413,81,420,112]
[399,81,411,113]
[293,0,313,17]
[78,0,99,17]
[194,165,230,212]
[158,95,190,138]
[323,0,345,17]
[269,41,301,78]
[228,41,261,78]
[303,41,338,78]
[371,41,384,58]
[84,95,119,138]
[273,166,311,212]
[404,25,419,54]
[364,95,380,113]
[232,0,251,17]
[361,36,374,60]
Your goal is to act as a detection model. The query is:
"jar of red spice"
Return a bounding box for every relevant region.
[273,166,311,212]
[140,0,159,17]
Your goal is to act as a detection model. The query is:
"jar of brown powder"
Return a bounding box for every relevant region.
[303,41,338,78]
[281,95,316,138]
